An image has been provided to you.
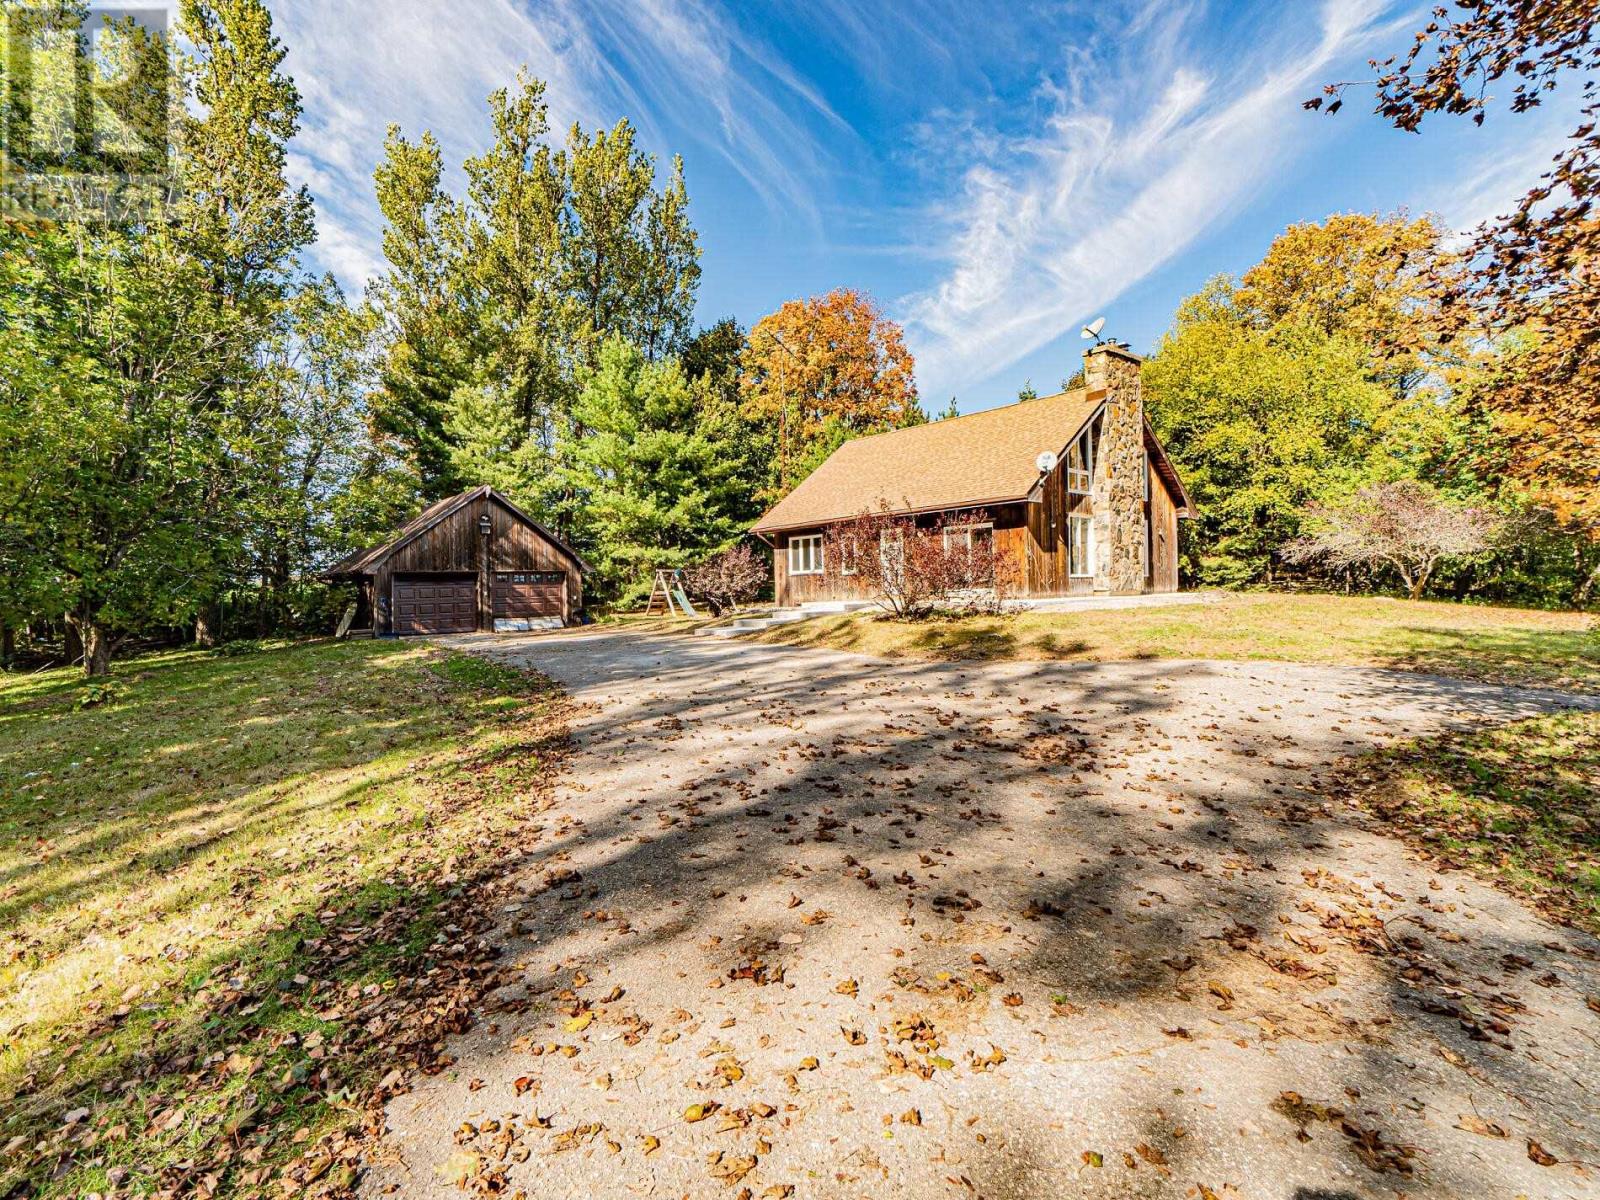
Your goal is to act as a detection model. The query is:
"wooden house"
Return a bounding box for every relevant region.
[751,345,1192,606]
[323,485,588,636]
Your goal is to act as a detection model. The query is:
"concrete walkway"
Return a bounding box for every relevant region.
[362,630,1600,1200]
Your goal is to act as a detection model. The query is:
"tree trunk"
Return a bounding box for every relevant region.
[1575,555,1600,608]
[82,622,112,678]
[1408,563,1432,601]
[1,623,13,668]
[64,617,83,667]
[255,576,273,639]
[195,602,218,648]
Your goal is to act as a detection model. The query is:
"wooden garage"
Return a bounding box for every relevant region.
[322,485,589,636]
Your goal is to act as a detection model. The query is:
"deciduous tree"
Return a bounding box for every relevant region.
[1283,480,1505,599]
[1311,0,1600,528]
[0,0,315,675]
[741,289,923,500]
[1233,212,1459,398]
[1144,277,1445,586]
[685,542,768,615]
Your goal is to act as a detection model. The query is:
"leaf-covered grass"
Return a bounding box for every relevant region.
[1342,711,1600,934]
[741,593,1600,691]
[0,639,568,1198]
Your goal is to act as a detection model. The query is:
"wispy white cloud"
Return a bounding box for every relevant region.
[275,0,839,293]
[902,0,1394,396]
[1430,108,1579,236]
[278,0,591,292]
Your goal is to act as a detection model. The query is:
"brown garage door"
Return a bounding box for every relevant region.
[393,577,476,635]
[494,571,564,619]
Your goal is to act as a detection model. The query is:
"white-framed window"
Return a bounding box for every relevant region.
[1067,424,1094,493]
[1069,515,1094,578]
[787,535,824,576]
[878,528,904,574]
[944,521,995,584]
[838,536,859,575]
[941,521,993,552]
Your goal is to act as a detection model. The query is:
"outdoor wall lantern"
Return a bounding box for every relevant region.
[478,513,492,536]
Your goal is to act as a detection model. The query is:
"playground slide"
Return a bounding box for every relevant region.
[671,587,701,618]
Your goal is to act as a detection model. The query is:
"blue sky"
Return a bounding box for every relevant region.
[275,0,1573,413]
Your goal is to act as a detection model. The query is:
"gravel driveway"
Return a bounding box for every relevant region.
[361,629,1600,1200]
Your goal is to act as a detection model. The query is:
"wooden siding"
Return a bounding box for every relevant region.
[1148,467,1181,593]
[773,531,880,607]
[371,492,583,634]
[773,504,1033,606]
[1022,450,1096,598]
[765,444,1182,604]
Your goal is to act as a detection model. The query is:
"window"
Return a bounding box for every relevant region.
[1069,515,1094,577]
[942,522,992,553]
[944,522,994,585]
[1067,425,1094,493]
[1142,451,1151,501]
[839,541,858,575]
[878,529,904,576]
[787,535,824,576]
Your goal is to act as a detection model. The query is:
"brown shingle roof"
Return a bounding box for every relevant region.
[321,491,470,576]
[752,389,1103,533]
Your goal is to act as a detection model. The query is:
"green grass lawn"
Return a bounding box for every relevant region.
[0,640,568,1198]
[1341,711,1600,934]
[740,592,1600,691]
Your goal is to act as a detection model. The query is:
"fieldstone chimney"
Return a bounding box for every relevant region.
[1085,343,1146,593]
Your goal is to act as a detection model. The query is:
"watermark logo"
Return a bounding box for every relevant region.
[2,3,174,222]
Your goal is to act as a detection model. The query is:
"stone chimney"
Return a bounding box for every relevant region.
[1085,343,1146,593]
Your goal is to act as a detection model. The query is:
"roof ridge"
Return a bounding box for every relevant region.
[840,387,1087,447]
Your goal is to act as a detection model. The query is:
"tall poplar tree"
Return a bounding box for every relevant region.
[367,72,702,534]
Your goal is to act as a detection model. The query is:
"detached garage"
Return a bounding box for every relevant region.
[323,485,588,636]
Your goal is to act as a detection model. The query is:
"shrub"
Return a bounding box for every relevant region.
[1282,481,1505,600]
[76,681,124,709]
[823,508,1016,619]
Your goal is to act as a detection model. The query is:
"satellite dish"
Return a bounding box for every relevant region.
[1080,316,1107,344]
[1035,450,1058,474]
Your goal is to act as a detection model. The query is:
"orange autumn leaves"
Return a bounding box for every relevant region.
[741,287,923,500]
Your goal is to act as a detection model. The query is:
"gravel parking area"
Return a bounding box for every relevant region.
[361,629,1600,1200]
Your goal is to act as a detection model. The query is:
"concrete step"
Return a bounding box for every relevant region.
[699,602,875,639]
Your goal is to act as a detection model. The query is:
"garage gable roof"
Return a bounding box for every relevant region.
[321,485,592,577]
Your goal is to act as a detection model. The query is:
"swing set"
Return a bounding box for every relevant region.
[643,569,700,618]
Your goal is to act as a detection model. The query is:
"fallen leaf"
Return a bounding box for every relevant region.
[1454,1114,1507,1139]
